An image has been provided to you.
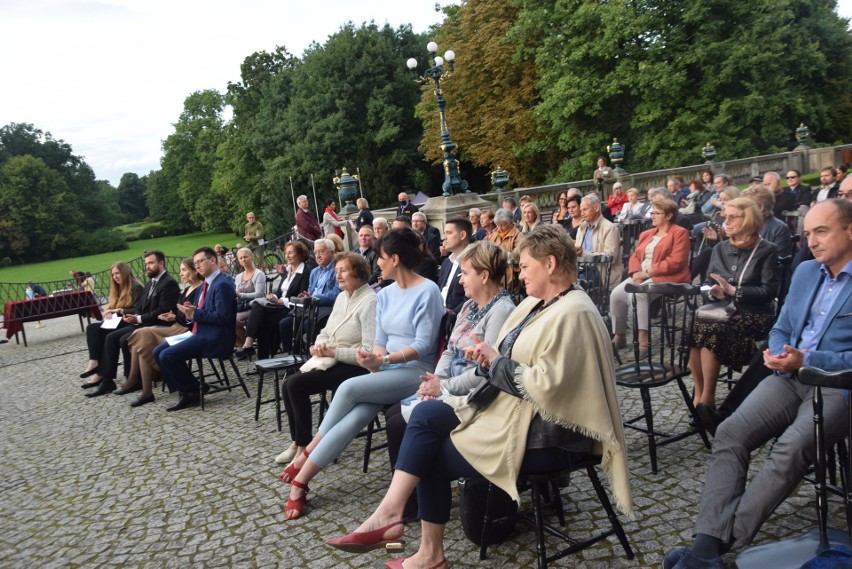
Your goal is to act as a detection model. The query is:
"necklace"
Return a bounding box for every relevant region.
[467,289,510,326]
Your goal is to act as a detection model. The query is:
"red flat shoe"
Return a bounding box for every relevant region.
[326,520,403,553]
[384,557,448,569]
[283,480,309,520]
[278,450,309,484]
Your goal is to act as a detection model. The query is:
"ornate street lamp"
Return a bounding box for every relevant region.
[407,42,470,197]
[333,167,360,216]
[491,166,510,192]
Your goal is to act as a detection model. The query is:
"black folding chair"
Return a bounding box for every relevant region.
[253,297,320,431]
[614,282,711,473]
[478,454,634,568]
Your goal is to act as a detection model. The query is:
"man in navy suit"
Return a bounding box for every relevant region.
[665,199,852,569]
[438,217,472,313]
[153,246,236,412]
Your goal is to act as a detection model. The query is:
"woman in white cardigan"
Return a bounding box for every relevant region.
[234,247,267,341]
[274,252,376,465]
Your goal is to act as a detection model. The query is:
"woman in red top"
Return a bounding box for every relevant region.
[607,182,629,216]
[609,198,691,353]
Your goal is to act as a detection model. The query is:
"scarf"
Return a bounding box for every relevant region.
[325,207,343,238]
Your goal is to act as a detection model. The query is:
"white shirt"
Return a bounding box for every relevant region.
[440,253,460,304]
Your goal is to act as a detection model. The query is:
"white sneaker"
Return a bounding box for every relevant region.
[275,444,298,464]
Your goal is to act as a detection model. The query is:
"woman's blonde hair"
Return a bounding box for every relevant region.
[457,240,508,284]
[725,197,764,236]
[356,197,369,209]
[518,224,578,281]
[108,262,136,309]
[521,202,541,233]
[326,233,345,252]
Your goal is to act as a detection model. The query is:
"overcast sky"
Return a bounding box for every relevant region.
[1,0,850,187]
[0,0,449,185]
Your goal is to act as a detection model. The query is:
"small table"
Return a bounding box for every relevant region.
[3,291,102,347]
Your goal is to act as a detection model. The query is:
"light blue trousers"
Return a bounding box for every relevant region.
[311,362,433,468]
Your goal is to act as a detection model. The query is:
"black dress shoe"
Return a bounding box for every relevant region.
[166,391,199,412]
[113,384,142,395]
[81,378,102,389]
[79,368,99,379]
[85,380,116,398]
[130,394,155,408]
[234,346,255,360]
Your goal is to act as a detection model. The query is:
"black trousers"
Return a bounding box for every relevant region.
[244,303,290,359]
[281,362,368,445]
[85,320,131,365]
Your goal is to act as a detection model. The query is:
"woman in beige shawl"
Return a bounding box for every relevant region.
[326,225,633,569]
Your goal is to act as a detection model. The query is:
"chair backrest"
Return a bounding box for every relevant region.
[619,219,652,273]
[577,254,614,326]
[621,282,700,384]
[289,296,320,358]
[435,309,458,364]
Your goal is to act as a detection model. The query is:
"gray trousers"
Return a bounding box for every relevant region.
[694,374,849,548]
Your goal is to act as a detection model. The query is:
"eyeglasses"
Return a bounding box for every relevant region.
[650,211,666,216]
[193,258,210,267]
[721,214,743,221]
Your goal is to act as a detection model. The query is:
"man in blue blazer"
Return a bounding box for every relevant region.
[153,246,236,412]
[665,199,852,569]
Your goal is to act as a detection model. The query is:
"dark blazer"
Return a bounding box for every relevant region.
[127,272,181,326]
[789,184,813,208]
[769,259,852,371]
[423,226,442,262]
[275,265,312,300]
[397,202,419,218]
[192,271,237,358]
[773,189,796,218]
[438,256,467,313]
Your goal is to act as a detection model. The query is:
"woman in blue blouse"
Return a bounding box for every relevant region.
[279,228,445,520]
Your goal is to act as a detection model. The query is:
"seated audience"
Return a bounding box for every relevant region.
[616,188,650,222]
[664,199,852,569]
[576,194,623,287]
[80,262,143,388]
[479,209,496,238]
[275,253,377,465]
[325,225,632,567]
[689,198,779,416]
[519,202,541,235]
[437,218,473,313]
[122,258,202,407]
[236,240,313,360]
[278,228,444,520]
[278,239,340,355]
[234,247,267,346]
[608,182,628,216]
[561,194,583,239]
[152,247,237,412]
[610,199,691,354]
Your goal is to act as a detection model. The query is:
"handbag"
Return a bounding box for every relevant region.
[458,477,518,546]
[695,239,761,323]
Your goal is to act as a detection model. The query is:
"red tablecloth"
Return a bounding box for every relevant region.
[3,291,102,338]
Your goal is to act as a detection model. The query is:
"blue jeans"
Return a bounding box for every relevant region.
[310,362,432,467]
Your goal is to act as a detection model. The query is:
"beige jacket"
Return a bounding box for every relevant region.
[575,216,623,287]
[312,284,376,365]
[447,291,633,516]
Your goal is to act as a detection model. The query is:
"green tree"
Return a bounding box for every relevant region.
[116,172,148,222]
[145,168,192,233]
[159,89,228,231]
[0,155,84,262]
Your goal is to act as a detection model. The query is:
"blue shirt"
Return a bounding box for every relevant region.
[375,279,444,366]
[308,262,340,306]
[582,223,595,253]
[800,259,852,367]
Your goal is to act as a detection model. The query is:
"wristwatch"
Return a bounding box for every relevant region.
[383,354,391,366]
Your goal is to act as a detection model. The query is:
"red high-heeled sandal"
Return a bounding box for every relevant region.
[326,520,404,553]
[278,450,309,484]
[283,480,309,520]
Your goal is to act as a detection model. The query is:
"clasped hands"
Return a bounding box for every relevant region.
[763,344,806,374]
[461,335,499,371]
[309,343,334,358]
[356,348,384,372]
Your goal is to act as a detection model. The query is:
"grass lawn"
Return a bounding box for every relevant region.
[0,231,238,284]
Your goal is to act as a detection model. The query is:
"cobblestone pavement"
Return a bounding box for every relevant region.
[0,317,846,568]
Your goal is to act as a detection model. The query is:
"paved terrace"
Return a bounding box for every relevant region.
[0,317,844,568]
